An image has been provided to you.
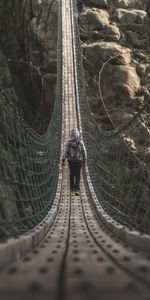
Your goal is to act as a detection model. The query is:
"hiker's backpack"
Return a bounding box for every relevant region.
[68,141,82,161]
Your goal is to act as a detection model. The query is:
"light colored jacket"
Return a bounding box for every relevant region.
[62,139,87,162]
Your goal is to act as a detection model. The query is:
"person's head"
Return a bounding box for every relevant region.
[70,128,80,140]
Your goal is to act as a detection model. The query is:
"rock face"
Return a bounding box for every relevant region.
[79,8,110,31]
[27,0,59,131]
[0,0,58,133]
[0,51,14,91]
[113,0,150,10]
[78,0,150,131]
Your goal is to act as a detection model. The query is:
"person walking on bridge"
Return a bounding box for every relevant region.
[61,128,87,196]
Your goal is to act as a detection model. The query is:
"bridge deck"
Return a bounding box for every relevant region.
[0,1,150,299]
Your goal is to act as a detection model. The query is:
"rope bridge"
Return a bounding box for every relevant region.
[0,0,150,244]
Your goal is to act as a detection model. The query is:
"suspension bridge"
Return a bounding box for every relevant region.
[0,0,150,299]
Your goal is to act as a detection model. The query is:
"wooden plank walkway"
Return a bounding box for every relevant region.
[0,1,150,300]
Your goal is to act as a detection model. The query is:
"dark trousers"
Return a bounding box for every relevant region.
[68,161,82,191]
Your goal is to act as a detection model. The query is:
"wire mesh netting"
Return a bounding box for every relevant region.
[0,4,62,241]
[73,0,150,233]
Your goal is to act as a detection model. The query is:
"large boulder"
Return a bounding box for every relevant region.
[114,9,148,25]
[125,31,149,48]
[79,7,109,31]
[112,0,149,10]
[83,42,131,66]
[79,7,121,42]
[100,64,141,100]
[103,25,121,41]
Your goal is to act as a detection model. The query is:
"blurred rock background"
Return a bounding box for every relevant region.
[0,0,58,133]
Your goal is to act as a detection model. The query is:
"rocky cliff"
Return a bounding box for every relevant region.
[78,0,150,131]
[0,0,58,133]
[77,0,150,163]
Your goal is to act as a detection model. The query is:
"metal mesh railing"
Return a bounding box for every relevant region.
[0,2,63,241]
[72,0,150,233]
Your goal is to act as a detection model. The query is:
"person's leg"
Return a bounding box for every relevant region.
[74,162,82,192]
[69,162,76,191]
